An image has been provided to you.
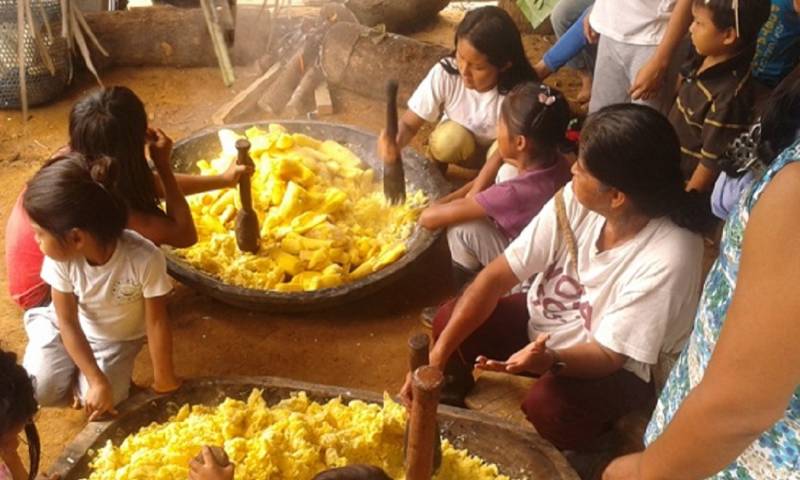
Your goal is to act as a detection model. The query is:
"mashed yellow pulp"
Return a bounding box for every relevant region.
[87,390,511,480]
[173,124,427,292]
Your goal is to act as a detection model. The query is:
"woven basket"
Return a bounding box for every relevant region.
[0,0,70,109]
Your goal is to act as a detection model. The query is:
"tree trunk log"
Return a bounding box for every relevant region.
[344,0,450,32]
[83,5,272,68]
[320,22,448,104]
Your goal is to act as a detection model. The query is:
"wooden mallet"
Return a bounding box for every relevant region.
[405,364,444,480]
[234,139,260,253]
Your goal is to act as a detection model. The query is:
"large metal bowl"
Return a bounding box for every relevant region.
[49,377,579,480]
[165,121,449,312]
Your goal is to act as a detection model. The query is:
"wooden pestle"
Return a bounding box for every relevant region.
[406,365,444,480]
[405,333,442,474]
[383,79,406,204]
[234,139,260,253]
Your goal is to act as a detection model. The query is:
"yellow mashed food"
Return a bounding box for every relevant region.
[87,390,511,480]
[173,124,427,292]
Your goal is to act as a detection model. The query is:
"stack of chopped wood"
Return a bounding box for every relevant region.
[211,2,449,123]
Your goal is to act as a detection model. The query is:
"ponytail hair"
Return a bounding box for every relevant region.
[580,104,717,234]
[440,6,538,94]
[0,348,39,480]
[501,82,570,155]
[69,86,161,215]
[23,153,128,246]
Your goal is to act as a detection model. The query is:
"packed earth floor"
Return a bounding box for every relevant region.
[0,6,586,470]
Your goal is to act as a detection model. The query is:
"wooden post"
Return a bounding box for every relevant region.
[199,0,235,86]
[406,366,443,480]
[17,0,28,121]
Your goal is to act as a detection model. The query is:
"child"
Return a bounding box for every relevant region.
[419,82,572,289]
[0,349,41,480]
[5,86,249,310]
[712,69,800,218]
[21,153,180,420]
[587,0,693,113]
[378,6,537,179]
[670,0,771,193]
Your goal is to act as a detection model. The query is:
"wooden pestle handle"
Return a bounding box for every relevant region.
[235,139,255,212]
[385,80,400,165]
[406,366,444,480]
[408,333,429,373]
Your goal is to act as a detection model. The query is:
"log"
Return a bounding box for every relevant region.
[285,65,323,117]
[211,62,281,125]
[320,22,449,104]
[82,5,271,69]
[344,0,450,33]
[314,81,334,115]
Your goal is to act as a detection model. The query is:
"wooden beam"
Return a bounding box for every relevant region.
[211,62,281,125]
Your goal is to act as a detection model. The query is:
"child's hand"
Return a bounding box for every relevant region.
[146,127,175,172]
[220,158,253,187]
[85,377,118,422]
[189,447,234,480]
[583,10,599,44]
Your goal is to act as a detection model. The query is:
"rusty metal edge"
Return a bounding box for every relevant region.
[48,376,578,480]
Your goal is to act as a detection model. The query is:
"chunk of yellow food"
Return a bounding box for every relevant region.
[87,390,511,480]
[174,125,427,292]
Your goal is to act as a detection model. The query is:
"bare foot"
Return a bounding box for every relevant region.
[577,70,593,104]
[534,60,552,80]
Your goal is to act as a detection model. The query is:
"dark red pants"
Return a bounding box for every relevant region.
[433,294,654,451]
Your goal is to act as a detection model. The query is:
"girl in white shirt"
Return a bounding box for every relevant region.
[378,6,537,182]
[21,153,181,422]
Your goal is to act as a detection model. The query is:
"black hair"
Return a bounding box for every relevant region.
[23,153,128,246]
[69,86,161,215]
[0,348,40,480]
[439,6,538,94]
[692,0,771,47]
[580,104,717,234]
[758,71,800,163]
[501,82,570,157]
[312,465,392,480]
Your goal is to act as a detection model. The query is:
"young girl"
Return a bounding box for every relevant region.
[419,82,572,289]
[21,153,180,420]
[5,86,249,310]
[378,6,537,179]
[0,349,41,480]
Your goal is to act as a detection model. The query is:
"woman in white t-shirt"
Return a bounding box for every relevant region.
[21,153,181,422]
[399,104,716,454]
[378,6,537,183]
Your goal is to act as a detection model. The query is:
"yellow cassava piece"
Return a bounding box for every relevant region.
[174,125,427,291]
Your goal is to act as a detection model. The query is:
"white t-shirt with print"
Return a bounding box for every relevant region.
[504,183,703,382]
[41,230,173,343]
[590,0,676,45]
[407,61,504,147]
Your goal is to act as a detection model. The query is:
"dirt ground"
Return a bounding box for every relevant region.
[0,7,580,471]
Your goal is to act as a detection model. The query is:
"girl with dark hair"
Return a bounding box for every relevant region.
[0,349,42,480]
[419,82,572,291]
[605,73,800,480]
[400,104,712,454]
[20,153,180,421]
[378,6,537,179]
[712,70,800,218]
[5,86,249,310]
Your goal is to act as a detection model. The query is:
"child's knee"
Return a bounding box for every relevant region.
[29,372,71,406]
